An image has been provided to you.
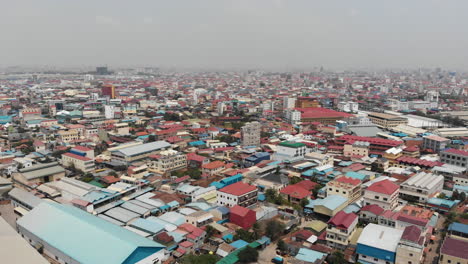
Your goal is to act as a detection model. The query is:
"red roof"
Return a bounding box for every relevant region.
[336,135,402,147]
[63,152,92,161]
[444,148,468,157]
[186,153,206,163]
[219,182,256,196]
[202,160,225,170]
[335,176,361,186]
[280,185,311,200]
[230,205,254,217]
[396,156,440,167]
[73,145,93,152]
[401,225,422,243]
[295,180,318,191]
[179,241,194,248]
[296,107,353,119]
[360,204,384,216]
[366,179,399,195]
[328,211,358,229]
[441,237,468,259]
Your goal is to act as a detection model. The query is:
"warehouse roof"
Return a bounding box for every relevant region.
[116,141,171,157]
[17,203,164,264]
[0,217,49,264]
[402,172,444,190]
[19,162,65,180]
[357,223,403,252]
[8,188,43,209]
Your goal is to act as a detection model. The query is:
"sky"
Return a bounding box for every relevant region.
[1,0,468,70]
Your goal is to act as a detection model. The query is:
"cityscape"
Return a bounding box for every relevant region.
[1,1,468,264]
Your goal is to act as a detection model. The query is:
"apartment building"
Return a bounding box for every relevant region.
[440,148,468,169]
[326,211,358,250]
[217,182,258,208]
[62,153,95,173]
[422,135,450,153]
[241,121,261,146]
[148,150,187,174]
[58,129,80,143]
[364,179,400,210]
[343,141,370,157]
[326,176,362,203]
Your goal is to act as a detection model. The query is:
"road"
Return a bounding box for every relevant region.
[258,242,277,264]
[425,214,445,264]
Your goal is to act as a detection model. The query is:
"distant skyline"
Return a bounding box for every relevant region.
[2,0,468,70]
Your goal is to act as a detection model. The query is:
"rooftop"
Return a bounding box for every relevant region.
[218,182,256,196]
[366,179,399,195]
[357,223,403,252]
[440,237,468,259]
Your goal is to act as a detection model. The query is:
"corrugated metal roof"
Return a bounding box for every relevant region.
[116,141,171,157]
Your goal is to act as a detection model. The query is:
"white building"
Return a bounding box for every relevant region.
[337,101,359,113]
[399,172,444,203]
[241,122,261,146]
[285,109,301,125]
[273,141,308,161]
[148,149,187,174]
[104,105,115,119]
[216,182,258,208]
[363,179,400,210]
[283,97,296,110]
[357,224,404,264]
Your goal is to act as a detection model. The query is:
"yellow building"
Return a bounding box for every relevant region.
[13,162,65,188]
[326,176,362,203]
[368,112,408,129]
[58,129,80,143]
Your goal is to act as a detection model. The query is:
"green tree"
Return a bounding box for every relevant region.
[300,198,309,208]
[277,239,287,253]
[238,247,259,264]
[328,251,346,264]
[180,254,219,264]
[147,134,156,142]
[234,228,257,242]
[204,225,216,241]
[265,220,285,240]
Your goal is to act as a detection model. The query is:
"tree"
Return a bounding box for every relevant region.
[312,184,323,197]
[204,225,216,241]
[300,198,309,208]
[238,247,258,264]
[277,239,287,253]
[234,228,257,242]
[147,134,156,142]
[180,254,219,264]
[265,220,285,240]
[438,193,447,199]
[328,251,346,264]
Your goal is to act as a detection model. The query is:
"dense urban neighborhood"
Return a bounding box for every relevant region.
[0,67,467,264]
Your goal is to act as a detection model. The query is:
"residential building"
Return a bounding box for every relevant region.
[395,225,425,264]
[217,182,257,207]
[305,152,334,167]
[422,135,450,153]
[202,161,226,176]
[283,96,296,110]
[185,211,214,227]
[344,141,370,158]
[326,176,362,203]
[364,179,400,210]
[62,152,95,173]
[368,112,408,129]
[241,121,261,146]
[440,148,468,169]
[335,135,403,156]
[285,109,301,125]
[439,236,468,264]
[280,180,317,204]
[128,164,149,179]
[357,223,404,264]
[229,205,257,229]
[326,211,358,250]
[148,150,187,174]
[399,172,444,203]
[337,101,359,113]
[273,141,308,161]
[58,129,80,142]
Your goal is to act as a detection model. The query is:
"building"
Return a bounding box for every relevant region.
[305,152,334,167]
[280,180,317,204]
[357,223,404,264]
[8,187,43,211]
[185,211,214,227]
[367,112,408,129]
[111,141,171,165]
[202,161,226,177]
[440,148,468,169]
[285,109,301,125]
[241,122,261,146]
[335,135,403,156]
[283,97,296,110]
[326,211,358,250]
[399,172,444,203]
[395,225,425,264]
[344,141,370,158]
[101,84,116,99]
[296,107,352,125]
[422,135,450,153]
[217,182,258,207]
[104,105,116,119]
[337,101,359,113]
[295,97,320,108]
[364,179,400,210]
[326,176,362,203]
[148,150,187,174]
[0,217,49,264]
[439,236,468,264]
[62,152,95,173]
[17,202,167,264]
[58,129,80,143]
[273,141,308,161]
[229,205,257,229]
[13,162,66,189]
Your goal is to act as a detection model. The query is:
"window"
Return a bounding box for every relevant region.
[409,253,413,257]
[374,258,378,261]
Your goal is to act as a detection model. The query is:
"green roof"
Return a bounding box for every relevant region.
[278,141,306,148]
[216,243,259,264]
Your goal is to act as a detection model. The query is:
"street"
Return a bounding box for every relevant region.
[425,214,445,264]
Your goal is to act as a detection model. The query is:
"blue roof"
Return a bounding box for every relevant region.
[230,240,249,249]
[314,195,348,211]
[130,218,165,234]
[454,184,468,193]
[188,140,205,146]
[258,193,266,201]
[158,212,186,226]
[345,171,367,181]
[357,244,396,262]
[427,197,459,209]
[343,203,361,214]
[17,203,164,264]
[223,233,234,241]
[295,248,327,262]
[215,206,230,215]
[448,222,468,234]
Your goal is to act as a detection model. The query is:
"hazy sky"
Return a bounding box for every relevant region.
[2,0,468,70]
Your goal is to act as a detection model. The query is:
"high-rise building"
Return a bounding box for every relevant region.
[96,66,109,75]
[283,97,296,110]
[101,85,116,99]
[241,122,261,146]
